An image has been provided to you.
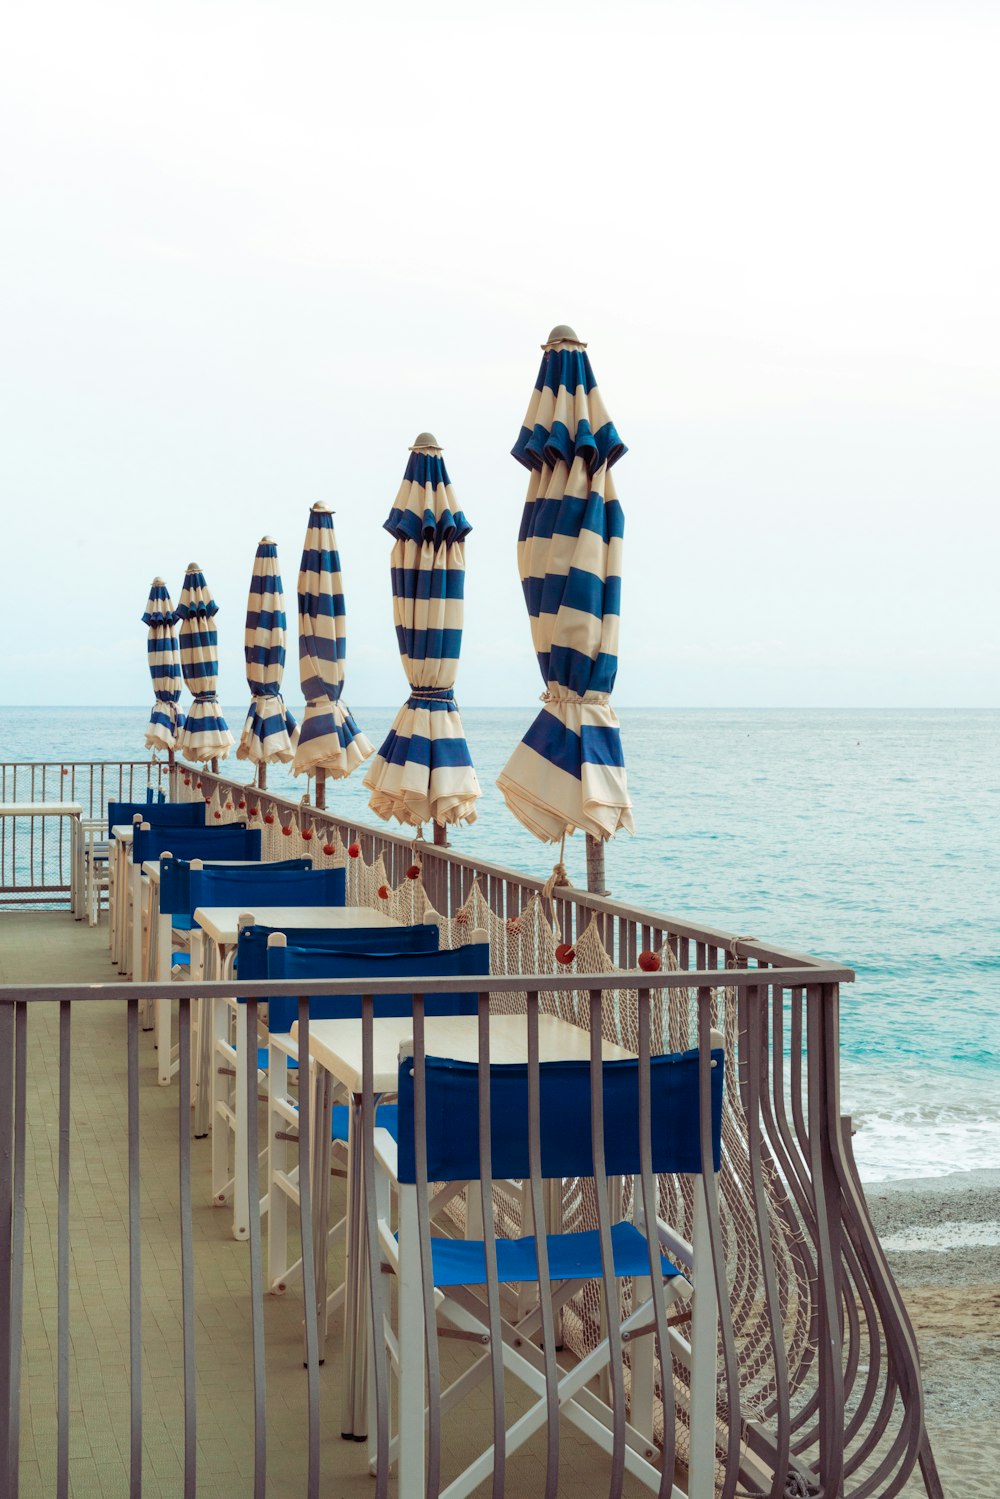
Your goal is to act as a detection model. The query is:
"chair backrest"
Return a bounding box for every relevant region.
[145,787,166,804]
[132,824,259,866]
[395,1047,724,1184]
[235,921,440,982]
[188,864,344,914]
[159,857,312,918]
[264,939,490,1032]
[108,799,204,837]
[395,1049,722,1187]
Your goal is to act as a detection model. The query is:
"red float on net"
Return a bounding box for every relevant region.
[638,950,661,973]
[322,843,336,856]
[263,814,274,825]
[249,806,259,817]
[348,842,360,858]
[555,943,576,965]
[302,828,314,841]
[281,825,292,837]
[406,864,420,880]
[237,800,246,810]
[213,810,221,819]
[377,884,389,900]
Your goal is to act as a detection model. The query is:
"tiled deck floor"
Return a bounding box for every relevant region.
[1,914,654,1498]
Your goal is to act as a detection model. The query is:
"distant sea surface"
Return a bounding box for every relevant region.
[3,705,998,1184]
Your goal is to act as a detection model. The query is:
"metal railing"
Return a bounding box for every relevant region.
[0,968,943,1499]
[180,763,833,975]
[0,761,168,907]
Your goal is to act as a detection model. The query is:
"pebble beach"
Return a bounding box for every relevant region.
[867,1170,1000,1495]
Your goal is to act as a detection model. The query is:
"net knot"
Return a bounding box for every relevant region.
[727,935,758,970]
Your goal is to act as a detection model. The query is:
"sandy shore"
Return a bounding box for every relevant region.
[863,1169,1000,1495]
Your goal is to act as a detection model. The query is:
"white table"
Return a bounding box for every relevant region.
[190,903,403,1233]
[0,803,84,919]
[291,1012,636,1442]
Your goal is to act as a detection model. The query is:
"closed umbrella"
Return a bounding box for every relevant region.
[142,578,184,753]
[174,563,234,765]
[292,503,373,785]
[364,434,480,828]
[496,326,633,843]
[236,536,298,770]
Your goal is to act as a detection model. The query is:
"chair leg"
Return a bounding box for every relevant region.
[229,1004,249,1240]
[688,1188,718,1499]
[629,1276,655,1442]
[267,1050,289,1291]
[396,1187,425,1499]
[156,917,173,1081]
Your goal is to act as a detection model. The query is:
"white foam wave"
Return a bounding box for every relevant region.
[841,1066,1000,1183]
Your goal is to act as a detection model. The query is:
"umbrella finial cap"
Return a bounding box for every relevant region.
[410,431,442,452]
[151,576,166,585]
[185,562,200,572]
[259,535,276,544]
[310,503,333,514]
[544,324,586,349]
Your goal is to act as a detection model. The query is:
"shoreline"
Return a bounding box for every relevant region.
[861,1169,1000,1492]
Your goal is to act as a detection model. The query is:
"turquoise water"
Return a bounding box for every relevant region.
[2,705,998,1181]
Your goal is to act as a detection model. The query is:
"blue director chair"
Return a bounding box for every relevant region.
[262,931,489,1304]
[375,1033,725,1499]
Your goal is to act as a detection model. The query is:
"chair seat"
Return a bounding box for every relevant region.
[256,1046,298,1072]
[428,1221,680,1288]
[331,1102,397,1143]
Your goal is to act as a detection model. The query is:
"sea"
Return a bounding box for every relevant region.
[2,705,998,1185]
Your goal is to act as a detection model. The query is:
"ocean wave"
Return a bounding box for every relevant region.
[844,1067,1000,1181]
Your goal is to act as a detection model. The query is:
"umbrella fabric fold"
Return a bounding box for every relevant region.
[496,328,633,843]
[364,436,481,827]
[142,578,184,752]
[236,537,298,766]
[173,564,234,765]
[292,504,373,779]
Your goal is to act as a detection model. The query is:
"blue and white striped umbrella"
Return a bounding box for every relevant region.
[141,578,184,753]
[496,326,634,843]
[173,563,234,765]
[236,537,298,767]
[364,434,481,827]
[292,503,373,779]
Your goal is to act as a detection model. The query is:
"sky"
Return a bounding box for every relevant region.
[1,0,997,710]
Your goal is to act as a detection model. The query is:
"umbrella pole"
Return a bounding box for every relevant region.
[257,765,267,791]
[315,768,327,811]
[585,834,608,896]
[432,821,448,849]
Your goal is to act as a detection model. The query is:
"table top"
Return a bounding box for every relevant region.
[295,1012,637,1096]
[193,905,402,947]
[0,802,83,818]
[142,858,258,885]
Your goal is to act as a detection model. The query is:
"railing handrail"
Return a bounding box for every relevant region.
[0,965,854,1005]
[185,764,843,972]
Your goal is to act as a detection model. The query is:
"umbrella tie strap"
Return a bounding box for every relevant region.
[540,690,612,707]
[408,687,455,704]
[249,685,285,699]
[192,691,219,704]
